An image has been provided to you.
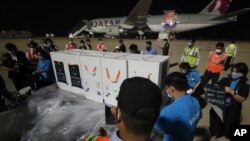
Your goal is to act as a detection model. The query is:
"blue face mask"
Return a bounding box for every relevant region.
[231,72,242,79]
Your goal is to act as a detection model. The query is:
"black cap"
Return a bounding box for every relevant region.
[118,77,162,121]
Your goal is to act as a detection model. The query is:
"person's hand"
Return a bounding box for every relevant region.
[32,70,37,75]
[110,106,117,121]
[225,86,234,95]
[191,89,195,94]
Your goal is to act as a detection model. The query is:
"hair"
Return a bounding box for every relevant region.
[86,38,90,42]
[190,37,196,43]
[5,43,17,52]
[121,107,159,135]
[129,44,138,50]
[231,39,236,43]
[80,40,85,43]
[146,41,152,46]
[98,38,102,41]
[119,39,123,43]
[216,42,224,50]
[36,48,50,59]
[231,62,249,82]
[165,72,189,91]
[179,62,191,72]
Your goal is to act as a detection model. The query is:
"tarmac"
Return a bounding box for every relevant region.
[0,37,250,141]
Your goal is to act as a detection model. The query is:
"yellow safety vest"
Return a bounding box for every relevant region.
[226,43,237,57]
[183,46,198,66]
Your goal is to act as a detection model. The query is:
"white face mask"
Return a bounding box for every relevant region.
[215,49,222,53]
[188,42,192,47]
[180,69,187,74]
[167,90,173,99]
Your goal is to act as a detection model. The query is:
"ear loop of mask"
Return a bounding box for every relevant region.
[116,108,121,122]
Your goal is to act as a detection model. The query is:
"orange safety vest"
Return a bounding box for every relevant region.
[66,43,76,50]
[207,51,225,73]
[96,43,105,51]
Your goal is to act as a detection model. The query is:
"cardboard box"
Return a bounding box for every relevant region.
[79,55,103,103]
[63,52,84,94]
[50,51,69,90]
[122,54,169,90]
[101,53,128,106]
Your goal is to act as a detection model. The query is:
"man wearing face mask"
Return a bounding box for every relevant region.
[65,38,77,50]
[202,42,226,85]
[154,72,201,141]
[2,43,30,91]
[180,38,200,68]
[179,62,201,96]
[143,41,157,55]
[26,41,38,71]
[209,62,249,139]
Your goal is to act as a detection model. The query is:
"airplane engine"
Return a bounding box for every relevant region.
[158,32,169,40]
[162,10,177,30]
[105,25,124,36]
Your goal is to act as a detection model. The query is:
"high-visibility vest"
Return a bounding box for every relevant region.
[226,43,237,57]
[207,51,225,73]
[183,46,198,66]
[96,43,105,51]
[66,43,76,50]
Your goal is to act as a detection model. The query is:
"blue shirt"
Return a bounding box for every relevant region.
[154,95,201,141]
[186,69,201,88]
[230,80,239,90]
[37,59,55,82]
[144,47,157,55]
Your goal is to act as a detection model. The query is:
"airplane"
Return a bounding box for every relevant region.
[69,0,250,40]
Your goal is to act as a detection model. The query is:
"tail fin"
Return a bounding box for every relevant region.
[200,0,232,15]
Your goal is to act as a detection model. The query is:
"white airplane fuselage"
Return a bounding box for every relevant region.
[88,14,234,34]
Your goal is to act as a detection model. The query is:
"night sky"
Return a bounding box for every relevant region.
[1,0,250,39]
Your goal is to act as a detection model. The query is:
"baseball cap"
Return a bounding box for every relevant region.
[117,77,162,121]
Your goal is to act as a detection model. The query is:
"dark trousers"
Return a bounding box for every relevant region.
[224,56,233,71]
[209,108,224,137]
[0,88,17,107]
[202,70,220,85]
[209,105,241,138]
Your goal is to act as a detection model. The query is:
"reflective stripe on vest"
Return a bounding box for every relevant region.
[226,44,236,57]
[207,51,225,73]
[183,47,198,66]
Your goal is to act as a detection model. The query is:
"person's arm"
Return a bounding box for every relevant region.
[154,107,179,133]
[225,86,248,103]
[33,60,51,74]
[26,52,30,60]
[195,48,200,66]
[65,44,68,50]
[154,48,157,55]
[1,66,15,71]
[192,71,201,93]
[234,46,237,58]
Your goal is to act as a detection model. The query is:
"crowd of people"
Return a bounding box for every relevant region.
[0,36,248,141]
